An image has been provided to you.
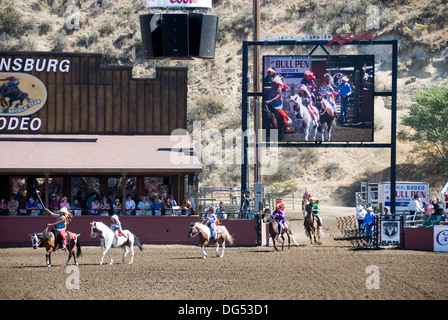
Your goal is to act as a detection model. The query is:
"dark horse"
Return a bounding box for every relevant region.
[262,208,299,251]
[304,206,321,246]
[31,228,81,267]
[316,96,335,142]
[0,84,31,109]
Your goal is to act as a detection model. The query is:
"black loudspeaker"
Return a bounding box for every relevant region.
[188,13,219,59]
[140,13,189,58]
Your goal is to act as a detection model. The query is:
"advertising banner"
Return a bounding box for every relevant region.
[381,181,429,211]
[381,220,400,245]
[146,0,212,9]
[433,225,448,252]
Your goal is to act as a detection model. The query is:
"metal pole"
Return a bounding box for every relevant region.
[253,0,261,184]
[241,41,249,201]
[390,40,398,216]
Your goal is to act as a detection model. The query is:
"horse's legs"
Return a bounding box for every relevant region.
[201,245,207,259]
[272,237,278,251]
[128,245,135,264]
[122,246,129,263]
[46,253,52,267]
[107,249,113,264]
[220,239,225,258]
[215,240,220,257]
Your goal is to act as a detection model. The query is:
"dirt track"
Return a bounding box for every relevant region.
[0,207,446,301]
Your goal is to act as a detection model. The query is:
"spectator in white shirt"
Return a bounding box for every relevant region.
[407,195,424,216]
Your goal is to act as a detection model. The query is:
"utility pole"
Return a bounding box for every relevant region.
[253,0,261,184]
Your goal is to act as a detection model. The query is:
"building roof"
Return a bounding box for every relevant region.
[0,134,202,174]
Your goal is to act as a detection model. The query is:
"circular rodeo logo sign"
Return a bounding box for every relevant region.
[0,73,47,116]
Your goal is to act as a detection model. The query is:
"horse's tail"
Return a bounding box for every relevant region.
[289,232,299,247]
[223,227,234,245]
[76,237,82,258]
[133,234,144,252]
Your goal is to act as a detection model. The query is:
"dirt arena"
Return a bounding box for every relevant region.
[0,207,446,301]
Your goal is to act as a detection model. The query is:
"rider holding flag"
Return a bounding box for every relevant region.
[202,207,219,241]
[45,207,73,250]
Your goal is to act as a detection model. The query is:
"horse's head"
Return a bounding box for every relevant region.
[262,211,273,224]
[90,222,101,238]
[188,223,199,238]
[30,233,40,249]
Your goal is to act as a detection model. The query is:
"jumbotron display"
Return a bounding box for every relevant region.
[262,55,374,143]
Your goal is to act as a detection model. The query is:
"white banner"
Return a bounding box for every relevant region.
[381,220,400,245]
[381,181,429,211]
[146,0,212,9]
[434,225,448,252]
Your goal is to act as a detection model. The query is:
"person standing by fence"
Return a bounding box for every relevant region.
[356,205,366,236]
[362,207,376,246]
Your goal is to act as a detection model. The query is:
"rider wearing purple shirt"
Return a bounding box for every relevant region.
[272,204,286,238]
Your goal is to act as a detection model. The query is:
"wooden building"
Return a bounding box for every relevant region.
[0,51,201,213]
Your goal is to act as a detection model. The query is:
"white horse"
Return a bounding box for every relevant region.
[90,221,143,265]
[290,94,319,141]
[188,222,234,259]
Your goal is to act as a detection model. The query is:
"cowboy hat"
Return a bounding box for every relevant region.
[367,207,373,211]
[341,76,349,82]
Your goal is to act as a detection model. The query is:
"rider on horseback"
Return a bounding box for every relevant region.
[0,76,19,88]
[110,214,129,243]
[272,204,286,239]
[298,84,319,123]
[45,207,73,250]
[304,198,323,231]
[202,207,219,241]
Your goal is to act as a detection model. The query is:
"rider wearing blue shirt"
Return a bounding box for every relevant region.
[362,207,376,245]
[336,76,352,123]
[202,207,219,241]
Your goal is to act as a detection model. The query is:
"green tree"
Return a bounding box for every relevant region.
[398,86,448,178]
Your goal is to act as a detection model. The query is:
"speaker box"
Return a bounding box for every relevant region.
[188,13,219,59]
[140,13,189,58]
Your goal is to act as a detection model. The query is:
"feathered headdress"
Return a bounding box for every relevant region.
[60,207,73,223]
[272,75,289,89]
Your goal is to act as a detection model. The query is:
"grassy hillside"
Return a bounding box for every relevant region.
[1,0,447,204]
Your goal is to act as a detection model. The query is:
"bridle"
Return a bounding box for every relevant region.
[90,223,102,238]
[188,224,201,238]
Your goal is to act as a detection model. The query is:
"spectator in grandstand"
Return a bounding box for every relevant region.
[50,194,61,211]
[440,210,448,225]
[356,205,366,235]
[137,196,152,216]
[425,197,436,215]
[0,197,7,216]
[25,197,38,215]
[181,194,193,215]
[434,197,445,215]
[125,195,136,216]
[59,196,70,210]
[383,206,392,220]
[90,197,100,215]
[113,198,122,216]
[362,207,376,246]
[407,195,424,216]
[7,196,19,216]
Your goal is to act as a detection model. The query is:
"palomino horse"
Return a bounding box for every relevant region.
[31,228,81,267]
[317,98,335,142]
[304,209,321,245]
[188,222,234,259]
[290,94,319,141]
[90,221,143,265]
[262,211,299,251]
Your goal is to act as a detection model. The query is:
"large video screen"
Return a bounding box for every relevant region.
[262,55,374,143]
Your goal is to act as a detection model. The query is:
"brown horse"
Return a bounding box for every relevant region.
[317,97,335,142]
[31,229,81,267]
[304,209,321,246]
[188,222,234,259]
[263,210,299,251]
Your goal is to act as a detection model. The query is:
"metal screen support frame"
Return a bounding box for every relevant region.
[241,39,398,218]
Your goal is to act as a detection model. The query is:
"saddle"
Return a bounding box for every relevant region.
[51,228,77,246]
